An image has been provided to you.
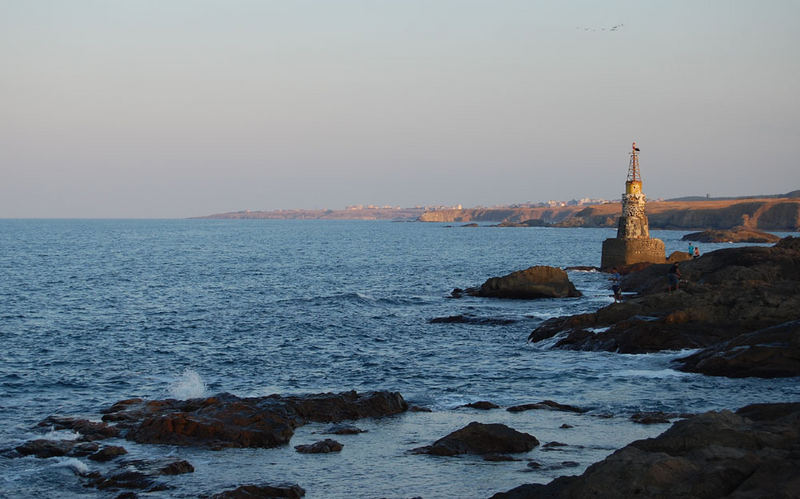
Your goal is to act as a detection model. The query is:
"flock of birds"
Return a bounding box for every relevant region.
[577,24,624,32]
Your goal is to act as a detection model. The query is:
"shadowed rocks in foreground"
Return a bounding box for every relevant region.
[100,390,407,449]
[492,402,800,499]
[413,422,539,456]
[676,320,800,378]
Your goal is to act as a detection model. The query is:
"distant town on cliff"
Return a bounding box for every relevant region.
[194,190,800,232]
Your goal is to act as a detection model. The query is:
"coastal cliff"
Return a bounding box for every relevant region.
[420,196,800,231]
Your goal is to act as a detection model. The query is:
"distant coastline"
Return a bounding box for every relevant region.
[194,190,800,231]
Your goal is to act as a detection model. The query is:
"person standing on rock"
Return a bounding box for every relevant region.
[610,267,622,302]
[688,243,694,256]
[667,262,681,293]
[693,246,700,258]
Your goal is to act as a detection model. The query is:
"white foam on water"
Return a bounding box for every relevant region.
[169,369,207,400]
[54,457,90,476]
[42,428,81,440]
[612,369,691,379]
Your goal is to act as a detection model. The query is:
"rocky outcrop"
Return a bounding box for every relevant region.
[506,400,587,413]
[681,226,781,243]
[37,416,120,440]
[491,402,800,499]
[676,320,800,378]
[528,237,800,360]
[15,439,100,459]
[100,390,407,449]
[473,266,581,299]
[211,483,306,498]
[412,422,539,456]
[294,438,343,453]
[419,197,800,230]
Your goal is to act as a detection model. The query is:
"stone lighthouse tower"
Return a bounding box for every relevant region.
[601,142,665,270]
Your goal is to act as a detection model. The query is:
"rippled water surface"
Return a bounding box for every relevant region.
[1,220,798,498]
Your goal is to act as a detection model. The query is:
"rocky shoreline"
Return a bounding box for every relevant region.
[527,237,800,378]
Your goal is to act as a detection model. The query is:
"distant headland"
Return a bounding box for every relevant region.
[194,190,800,231]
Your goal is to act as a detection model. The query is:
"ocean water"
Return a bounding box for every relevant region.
[1,220,798,498]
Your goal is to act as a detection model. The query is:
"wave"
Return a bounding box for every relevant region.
[168,369,207,400]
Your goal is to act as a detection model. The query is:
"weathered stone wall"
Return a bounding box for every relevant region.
[601,237,666,270]
[617,193,650,238]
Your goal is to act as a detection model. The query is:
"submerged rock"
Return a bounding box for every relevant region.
[87,445,128,462]
[473,266,582,299]
[463,401,500,410]
[412,422,539,456]
[491,402,800,499]
[100,390,407,449]
[429,314,517,325]
[321,424,366,435]
[37,416,120,441]
[15,439,96,459]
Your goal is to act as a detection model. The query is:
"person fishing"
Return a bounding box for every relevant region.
[667,262,681,292]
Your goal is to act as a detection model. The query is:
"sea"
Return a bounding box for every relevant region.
[1,219,798,498]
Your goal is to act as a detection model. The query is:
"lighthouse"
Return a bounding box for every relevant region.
[600,142,666,270]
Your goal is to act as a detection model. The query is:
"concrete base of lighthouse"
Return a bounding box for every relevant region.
[601,238,665,270]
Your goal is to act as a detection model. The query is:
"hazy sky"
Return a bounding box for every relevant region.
[2,1,799,218]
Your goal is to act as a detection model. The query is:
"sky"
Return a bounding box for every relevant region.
[2,1,799,218]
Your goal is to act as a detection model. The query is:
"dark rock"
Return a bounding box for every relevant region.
[473,266,582,299]
[87,471,167,492]
[101,390,406,449]
[294,439,343,454]
[15,439,80,458]
[682,226,781,243]
[429,314,517,325]
[37,416,120,440]
[409,405,432,413]
[506,400,586,414]
[158,460,194,475]
[559,424,573,429]
[528,238,800,357]
[463,401,500,410]
[542,441,567,448]
[88,445,128,462]
[449,288,464,298]
[491,403,800,498]
[526,461,542,469]
[321,424,366,435]
[483,454,520,462]
[413,422,539,456]
[629,412,673,425]
[676,319,800,378]
[210,483,305,498]
[558,461,579,468]
[564,266,599,272]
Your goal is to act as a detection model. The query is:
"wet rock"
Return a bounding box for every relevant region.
[473,266,582,299]
[564,266,598,272]
[87,470,167,492]
[629,411,682,425]
[37,416,120,440]
[463,401,500,410]
[506,401,586,414]
[483,454,520,462]
[559,424,573,429]
[88,445,128,462]
[321,424,366,435]
[676,319,800,378]
[158,460,195,475]
[491,402,800,499]
[542,441,567,448]
[528,238,800,357]
[526,461,542,469]
[682,227,781,243]
[294,439,343,454]
[15,439,84,458]
[413,422,539,456]
[101,390,406,449]
[210,483,306,498]
[429,315,517,326]
[409,405,432,413]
